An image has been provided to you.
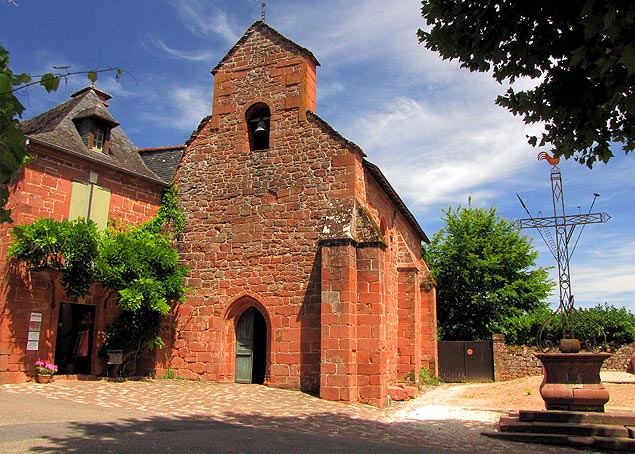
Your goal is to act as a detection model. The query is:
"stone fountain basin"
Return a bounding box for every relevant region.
[535,352,611,412]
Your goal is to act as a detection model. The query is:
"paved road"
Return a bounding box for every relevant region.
[0,379,579,453]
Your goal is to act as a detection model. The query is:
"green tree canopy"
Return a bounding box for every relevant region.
[0,46,30,223]
[418,1,635,167]
[423,203,553,341]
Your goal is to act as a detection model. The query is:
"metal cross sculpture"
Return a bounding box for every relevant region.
[516,152,610,350]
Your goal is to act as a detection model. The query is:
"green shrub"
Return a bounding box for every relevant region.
[419,366,440,387]
[497,303,635,348]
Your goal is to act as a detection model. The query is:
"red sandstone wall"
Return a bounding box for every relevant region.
[170,26,347,391]
[0,144,163,384]
[173,109,351,390]
[361,168,437,381]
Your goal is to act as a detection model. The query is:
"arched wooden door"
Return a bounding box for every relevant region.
[235,307,267,384]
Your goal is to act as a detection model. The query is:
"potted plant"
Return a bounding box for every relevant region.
[34,359,58,383]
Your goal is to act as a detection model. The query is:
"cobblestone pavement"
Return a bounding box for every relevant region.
[1,378,585,453]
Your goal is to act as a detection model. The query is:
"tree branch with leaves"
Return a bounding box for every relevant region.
[419,0,635,167]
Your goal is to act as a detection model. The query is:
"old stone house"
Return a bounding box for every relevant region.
[166,22,437,407]
[0,87,167,384]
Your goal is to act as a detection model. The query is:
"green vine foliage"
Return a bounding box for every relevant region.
[142,185,184,237]
[9,218,100,296]
[96,228,187,315]
[96,188,188,372]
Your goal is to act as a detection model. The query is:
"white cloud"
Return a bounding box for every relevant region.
[346,90,544,210]
[143,36,218,62]
[141,85,211,133]
[172,0,242,43]
[568,242,635,310]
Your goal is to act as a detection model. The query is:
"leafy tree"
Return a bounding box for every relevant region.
[418,1,635,167]
[0,44,121,223]
[96,188,187,373]
[0,46,31,223]
[423,202,553,340]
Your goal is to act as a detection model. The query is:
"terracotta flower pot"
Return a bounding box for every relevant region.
[36,374,53,384]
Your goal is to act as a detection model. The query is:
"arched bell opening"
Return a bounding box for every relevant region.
[245,103,271,151]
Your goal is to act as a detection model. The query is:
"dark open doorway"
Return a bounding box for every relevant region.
[54,303,95,375]
[235,307,267,384]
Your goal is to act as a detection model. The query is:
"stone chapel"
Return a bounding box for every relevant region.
[165,21,437,407]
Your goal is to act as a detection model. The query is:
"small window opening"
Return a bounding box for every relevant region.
[246,104,271,151]
[93,126,105,151]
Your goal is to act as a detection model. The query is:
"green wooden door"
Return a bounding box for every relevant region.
[235,308,255,383]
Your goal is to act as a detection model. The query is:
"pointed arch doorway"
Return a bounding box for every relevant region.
[235,307,267,384]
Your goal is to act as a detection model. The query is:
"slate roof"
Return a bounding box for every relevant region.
[20,87,166,186]
[138,146,185,183]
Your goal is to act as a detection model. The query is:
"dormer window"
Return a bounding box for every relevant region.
[246,103,271,151]
[73,106,119,155]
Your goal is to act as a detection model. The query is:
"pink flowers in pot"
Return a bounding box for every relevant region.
[34,359,58,375]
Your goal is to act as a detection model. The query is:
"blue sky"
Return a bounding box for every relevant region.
[2,1,634,312]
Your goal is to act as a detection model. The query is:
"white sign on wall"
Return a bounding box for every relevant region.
[26,312,42,351]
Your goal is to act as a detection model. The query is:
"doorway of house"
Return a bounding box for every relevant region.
[235,307,267,384]
[54,303,95,375]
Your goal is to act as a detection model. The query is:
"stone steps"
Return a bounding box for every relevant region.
[519,409,635,426]
[499,415,630,437]
[484,409,635,451]
[387,383,417,402]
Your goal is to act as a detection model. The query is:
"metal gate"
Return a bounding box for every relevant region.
[438,340,494,383]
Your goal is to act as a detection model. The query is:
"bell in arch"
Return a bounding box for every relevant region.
[255,119,268,135]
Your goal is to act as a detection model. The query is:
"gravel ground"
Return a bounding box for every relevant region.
[390,372,635,423]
